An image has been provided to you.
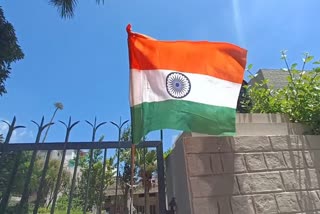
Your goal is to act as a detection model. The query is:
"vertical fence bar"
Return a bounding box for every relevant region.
[67,149,80,214]
[83,147,94,214]
[19,117,52,213]
[0,117,25,213]
[0,151,22,213]
[33,150,52,214]
[84,118,107,213]
[114,139,121,213]
[98,147,108,214]
[110,118,129,214]
[2,117,25,144]
[51,117,79,214]
[157,130,167,214]
[50,135,69,213]
[83,118,96,214]
[0,117,25,168]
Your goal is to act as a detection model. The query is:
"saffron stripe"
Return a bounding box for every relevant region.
[128,32,247,84]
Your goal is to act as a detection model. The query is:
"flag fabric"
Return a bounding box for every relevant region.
[127,24,247,144]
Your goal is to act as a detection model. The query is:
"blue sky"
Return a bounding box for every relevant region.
[1,0,320,152]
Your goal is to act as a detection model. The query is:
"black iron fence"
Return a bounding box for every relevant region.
[0,117,168,214]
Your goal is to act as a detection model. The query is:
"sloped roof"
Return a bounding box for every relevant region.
[248,69,289,90]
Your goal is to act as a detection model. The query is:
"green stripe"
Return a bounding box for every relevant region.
[131,100,236,144]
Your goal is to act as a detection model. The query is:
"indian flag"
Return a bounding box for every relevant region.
[127,25,247,144]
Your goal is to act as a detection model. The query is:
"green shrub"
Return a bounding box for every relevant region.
[244,51,320,134]
[37,207,50,213]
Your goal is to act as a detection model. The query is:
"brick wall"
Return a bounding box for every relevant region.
[182,135,320,214]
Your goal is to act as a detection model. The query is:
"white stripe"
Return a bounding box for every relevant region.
[130,69,242,108]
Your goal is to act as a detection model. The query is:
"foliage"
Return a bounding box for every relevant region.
[164,148,172,159]
[42,158,71,208]
[136,149,157,214]
[49,0,105,18]
[0,151,36,198]
[244,52,320,134]
[0,151,70,212]
[0,152,70,210]
[55,194,82,212]
[120,147,157,214]
[117,126,137,213]
[236,80,252,113]
[118,126,160,214]
[37,206,83,214]
[0,7,24,96]
[77,149,116,211]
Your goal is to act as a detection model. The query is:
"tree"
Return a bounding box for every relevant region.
[0,152,70,212]
[118,125,158,214]
[136,149,157,214]
[49,0,105,18]
[119,125,174,214]
[42,102,64,143]
[118,126,139,214]
[0,6,24,96]
[0,152,34,200]
[163,148,172,159]
[77,149,116,211]
[41,159,71,208]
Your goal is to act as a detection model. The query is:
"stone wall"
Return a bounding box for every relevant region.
[166,114,320,214]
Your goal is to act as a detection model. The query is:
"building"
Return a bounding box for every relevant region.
[104,178,159,214]
[248,69,290,89]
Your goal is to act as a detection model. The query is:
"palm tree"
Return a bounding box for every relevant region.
[42,102,63,143]
[136,149,157,214]
[49,0,104,19]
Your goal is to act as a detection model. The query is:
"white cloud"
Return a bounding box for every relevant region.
[0,120,34,143]
[232,0,245,47]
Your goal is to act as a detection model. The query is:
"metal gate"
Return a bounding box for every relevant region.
[0,117,168,214]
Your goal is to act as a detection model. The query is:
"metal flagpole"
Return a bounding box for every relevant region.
[129,142,135,214]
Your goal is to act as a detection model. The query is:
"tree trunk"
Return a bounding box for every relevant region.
[124,186,129,214]
[42,108,58,143]
[145,188,150,214]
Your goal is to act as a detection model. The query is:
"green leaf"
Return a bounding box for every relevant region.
[314,68,320,73]
[247,64,253,70]
[305,56,314,63]
[313,61,320,65]
[291,63,298,70]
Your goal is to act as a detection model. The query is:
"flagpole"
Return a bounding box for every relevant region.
[130,143,135,214]
[158,129,167,213]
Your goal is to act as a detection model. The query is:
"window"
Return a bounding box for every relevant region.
[150,205,156,214]
[136,205,156,214]
[138,193,145,198]
[149,193,156,197]
[136,206,144,214]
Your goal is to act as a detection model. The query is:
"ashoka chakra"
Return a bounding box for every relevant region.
[166,72,191,99]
